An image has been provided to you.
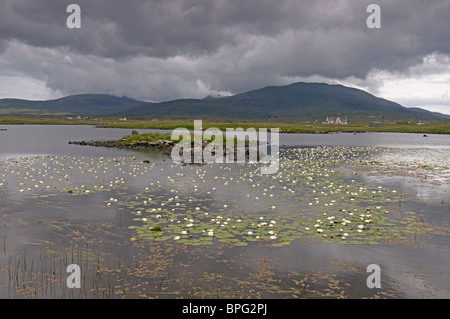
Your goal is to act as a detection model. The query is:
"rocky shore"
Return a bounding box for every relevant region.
[69,138,175,154]
[69,137,263,163]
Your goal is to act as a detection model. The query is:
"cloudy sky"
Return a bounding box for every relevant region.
[0,0,449,114]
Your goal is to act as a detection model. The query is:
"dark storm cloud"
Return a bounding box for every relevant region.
[0,0,449,101]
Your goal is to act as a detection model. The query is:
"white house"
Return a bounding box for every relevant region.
[322,116,348,125]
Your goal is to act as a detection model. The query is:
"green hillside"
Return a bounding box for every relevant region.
[116,82,449,121]
[0,82,449,121]
[0,94,141,116]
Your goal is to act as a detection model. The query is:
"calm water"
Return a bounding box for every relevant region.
[0,124,449,299]
[1,125,449,160]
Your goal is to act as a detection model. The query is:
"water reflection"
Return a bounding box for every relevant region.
[0,125,449,298]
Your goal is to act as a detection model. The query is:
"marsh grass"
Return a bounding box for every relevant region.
[120,131,252,146]
[1,115,449,134]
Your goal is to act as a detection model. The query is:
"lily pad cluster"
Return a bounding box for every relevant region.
[122,146,431,246]
[0,147,434,247]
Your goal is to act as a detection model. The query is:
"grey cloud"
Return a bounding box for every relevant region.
[0,0,449,102]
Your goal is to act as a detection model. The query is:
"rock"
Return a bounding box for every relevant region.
[132,130,139,135]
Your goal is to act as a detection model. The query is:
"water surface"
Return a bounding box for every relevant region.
[0,125,449,299]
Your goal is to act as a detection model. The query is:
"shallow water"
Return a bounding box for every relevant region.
[0,125,449,299]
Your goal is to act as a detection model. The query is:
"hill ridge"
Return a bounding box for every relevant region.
[1,82,449,121]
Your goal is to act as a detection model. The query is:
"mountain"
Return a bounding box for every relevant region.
[407,107,450,120]
[0,94,141,116]
[0,83,449,121]
[115,82,449,121]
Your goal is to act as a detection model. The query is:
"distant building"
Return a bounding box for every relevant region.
[119,117,127,121]
[322,116,348,125]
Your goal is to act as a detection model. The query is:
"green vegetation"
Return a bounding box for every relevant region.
[120,132,173,144]
[1,115,449,134]
[119,131,250,147]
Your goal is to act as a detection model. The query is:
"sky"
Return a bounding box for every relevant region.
[0,0,449,115]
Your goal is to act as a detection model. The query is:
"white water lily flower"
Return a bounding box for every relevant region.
[317,229,323,233]
[173,236,180,241]
[358,225,364,229]
[270,235,277,240]
[181,230,188,235]
[305,227,310,231]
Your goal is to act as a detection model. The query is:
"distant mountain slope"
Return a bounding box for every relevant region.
[118,82,448,121]
[407,107,450,120]
[0,94,141,116]
[0,83,448,121]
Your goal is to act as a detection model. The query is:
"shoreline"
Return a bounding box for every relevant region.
[68,137,263,162]
[1,116,450,135]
